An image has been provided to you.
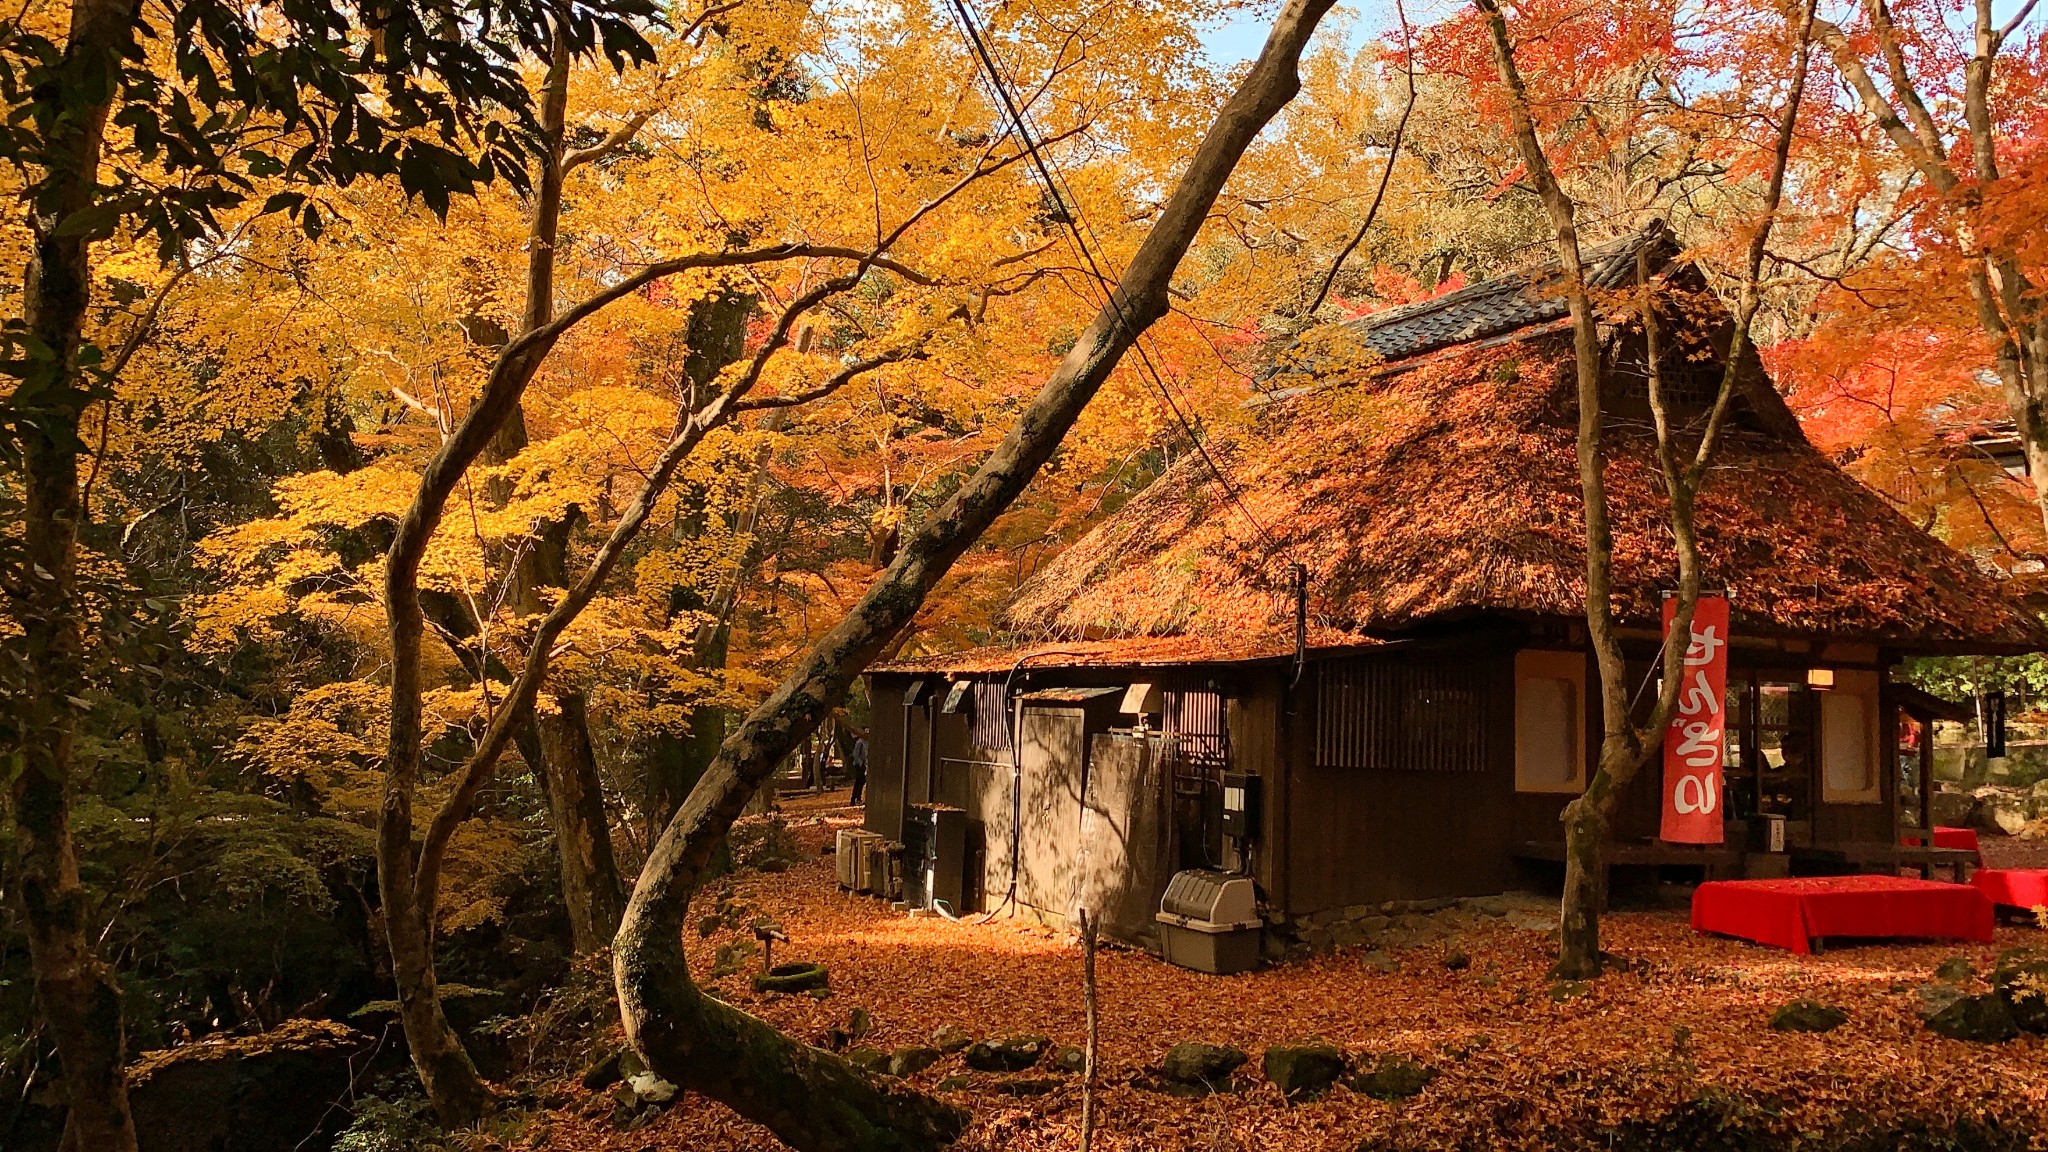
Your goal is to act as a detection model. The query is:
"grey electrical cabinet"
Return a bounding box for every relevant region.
[903,803,968,913]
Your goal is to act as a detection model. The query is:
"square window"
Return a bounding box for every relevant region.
[1516,651,1585,793]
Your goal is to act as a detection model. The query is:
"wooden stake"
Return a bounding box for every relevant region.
[1081,908,1098,1152]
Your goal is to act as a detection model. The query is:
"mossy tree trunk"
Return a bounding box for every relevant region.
[6,2,147,1149]
[612,3,1340,1146]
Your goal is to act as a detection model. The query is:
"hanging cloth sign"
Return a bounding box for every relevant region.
[1660,594,1729,844]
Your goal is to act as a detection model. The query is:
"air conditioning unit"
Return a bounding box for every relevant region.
[836,829,883,892]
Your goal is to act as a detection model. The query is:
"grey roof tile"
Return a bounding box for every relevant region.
[1276,220,1678,377]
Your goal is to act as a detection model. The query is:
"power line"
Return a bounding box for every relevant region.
[943,0,1296,570]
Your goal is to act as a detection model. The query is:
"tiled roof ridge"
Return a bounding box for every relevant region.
[1320,219,1677,367]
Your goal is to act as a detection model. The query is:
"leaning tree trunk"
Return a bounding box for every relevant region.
[613,3,1339,1147]
[6,2,146,1150]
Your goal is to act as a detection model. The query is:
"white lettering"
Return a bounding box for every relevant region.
[1673,772,1719,815]
[1674,719,1722,768]
[1679,668,1720,718]
[1684,623,1724,668]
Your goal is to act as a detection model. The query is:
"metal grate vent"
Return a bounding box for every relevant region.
[1315,658,1490,772]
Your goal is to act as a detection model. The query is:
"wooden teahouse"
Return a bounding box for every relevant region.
[861,222,2048,951]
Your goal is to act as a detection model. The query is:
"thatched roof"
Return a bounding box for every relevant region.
[1002,327,2045,653]
[880,229,2046,676]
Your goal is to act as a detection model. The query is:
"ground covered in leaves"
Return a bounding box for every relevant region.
[519,794,2048,1151]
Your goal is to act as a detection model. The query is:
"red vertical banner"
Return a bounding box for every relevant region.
[1660,594,1729,844]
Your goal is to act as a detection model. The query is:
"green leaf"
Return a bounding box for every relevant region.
[52,202,121,239]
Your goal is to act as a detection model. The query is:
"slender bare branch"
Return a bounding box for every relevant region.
[1305,0,1415,317]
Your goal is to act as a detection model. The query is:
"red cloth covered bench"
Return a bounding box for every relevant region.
[1971,869,2048,912]
[1692,876,1995,954]
[1900,826,1981,853]
[1933,826,1982,853]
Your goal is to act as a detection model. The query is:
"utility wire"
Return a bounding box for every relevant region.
[944,0,1294,568]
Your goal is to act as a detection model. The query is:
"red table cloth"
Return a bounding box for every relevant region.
[1971,869,2048,911]
[1934,826,1981,852]
[1900,826,1981,852]
[1692,876,1995,954]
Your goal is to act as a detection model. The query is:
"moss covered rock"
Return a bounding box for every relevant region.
[1162,1041,1247,1091]
[1348,1053,1436,1100]
[1924,992,2019,1043]
[1262,1041,1346,1101]
[965,1035,1049,1072]
[751,961,829,994]
[1769,1000,1848,1033]
[1992,958,2048,1033]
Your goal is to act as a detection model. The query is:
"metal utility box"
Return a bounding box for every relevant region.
[836,829,882,892]
[902,804,968,913]
[869,839,902,902]
[1220,772,1260,839]
[1155,869,1261,975]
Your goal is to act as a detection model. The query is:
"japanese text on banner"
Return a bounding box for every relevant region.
[1660,595,1728,844]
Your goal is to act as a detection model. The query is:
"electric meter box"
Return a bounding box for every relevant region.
[1220,772,1260,838]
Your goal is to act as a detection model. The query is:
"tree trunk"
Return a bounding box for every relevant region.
[7,2,145,1149]
[1080,909,1098,1152]
[533,693,627,952]
[646,291,756,840]
[1554,769,1616,978]
[1475,0,1811,980]
[613,4,1338,1147]
[379,863,495,1124]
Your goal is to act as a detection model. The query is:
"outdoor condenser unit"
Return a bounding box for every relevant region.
[1155,869,1261,975]
[836,828,883,893]
[902,803,968,913]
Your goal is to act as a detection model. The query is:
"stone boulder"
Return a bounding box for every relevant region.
[1971,786,2031,836]
[752,961,829,994]
[1768,1000,1847,1033]
[1992,958,2048,1033]
[626,1071,678,1105]
[845,1047,889,1072]
[1161,1041,1248,1092]
[1923,991,2019,1043]
[1931,788,1977,828]
[1050,1045,1088,1074]
[580,1046,646,1090]
[931,1024,974,1053]
[1348,1053,1436,1100]
[1262,1042,1346,1102]
[124,1019,381,1152]
[964,1035,1049,1072]
[886,1046,943,1078]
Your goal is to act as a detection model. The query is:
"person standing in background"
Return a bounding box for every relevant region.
[849,733,868,804]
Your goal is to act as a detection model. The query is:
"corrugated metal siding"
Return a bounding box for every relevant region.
[969,680,1013,752]
[1314,657,1491,772]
